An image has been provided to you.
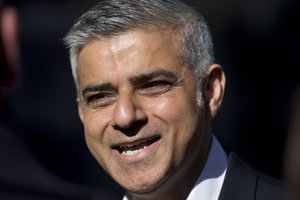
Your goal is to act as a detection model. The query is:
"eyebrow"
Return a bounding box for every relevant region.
[81,69,178,96]
[82,83,116,96]
[130,69,178,85]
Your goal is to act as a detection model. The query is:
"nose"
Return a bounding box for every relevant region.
[112,92,147,129]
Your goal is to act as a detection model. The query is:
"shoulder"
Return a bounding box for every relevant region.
[255,168,291,200]
[218,152,292,200]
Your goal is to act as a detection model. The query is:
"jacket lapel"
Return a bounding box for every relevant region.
[218,153,257,200]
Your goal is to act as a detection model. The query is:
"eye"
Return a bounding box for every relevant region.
[84,93,116,108]
[138,80,172,95]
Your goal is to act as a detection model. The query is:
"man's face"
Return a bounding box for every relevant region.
[77,29,210,192]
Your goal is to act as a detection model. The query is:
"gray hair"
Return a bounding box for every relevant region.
[64,0,215,106]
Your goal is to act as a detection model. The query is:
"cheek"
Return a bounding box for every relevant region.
[81,110,113,167]
[146,95,198,145]
[145,93,197,123]
[146,97,181,120]
[145,94,201,159]
[81,109,112,140]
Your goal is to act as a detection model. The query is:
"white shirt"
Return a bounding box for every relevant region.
[123,136,228,200]
[186,136,228,200]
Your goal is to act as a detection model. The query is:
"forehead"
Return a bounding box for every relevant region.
[78,28,180,62]
[76,29,185,87]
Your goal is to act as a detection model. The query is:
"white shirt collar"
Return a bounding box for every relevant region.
[123,136,228,200]
[186,136,228,200]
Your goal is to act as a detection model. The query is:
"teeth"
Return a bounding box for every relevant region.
[122,146,147,156]
[115,137,160,156]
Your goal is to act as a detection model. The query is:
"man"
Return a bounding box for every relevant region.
[64,0,292,199]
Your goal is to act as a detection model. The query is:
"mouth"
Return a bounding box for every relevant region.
[112,136,161,156]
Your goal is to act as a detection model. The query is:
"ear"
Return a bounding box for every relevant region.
[203,64,226,118]
[77,97,84,123]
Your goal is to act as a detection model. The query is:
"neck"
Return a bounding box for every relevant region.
[127,134,212,200]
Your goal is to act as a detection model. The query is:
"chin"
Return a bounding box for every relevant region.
[119,169,169,194]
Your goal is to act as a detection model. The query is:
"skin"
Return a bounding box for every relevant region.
[76,29,225,200]
[0,6,18,102]
[1,6,19,70]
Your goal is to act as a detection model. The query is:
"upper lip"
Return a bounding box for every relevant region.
[111,135,161,150]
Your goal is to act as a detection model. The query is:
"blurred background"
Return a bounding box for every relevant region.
[1,0,299,198]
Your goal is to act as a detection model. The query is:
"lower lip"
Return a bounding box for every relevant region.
[112,138,161,162]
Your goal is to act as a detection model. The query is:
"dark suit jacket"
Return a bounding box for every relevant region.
[218,153,292,200]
